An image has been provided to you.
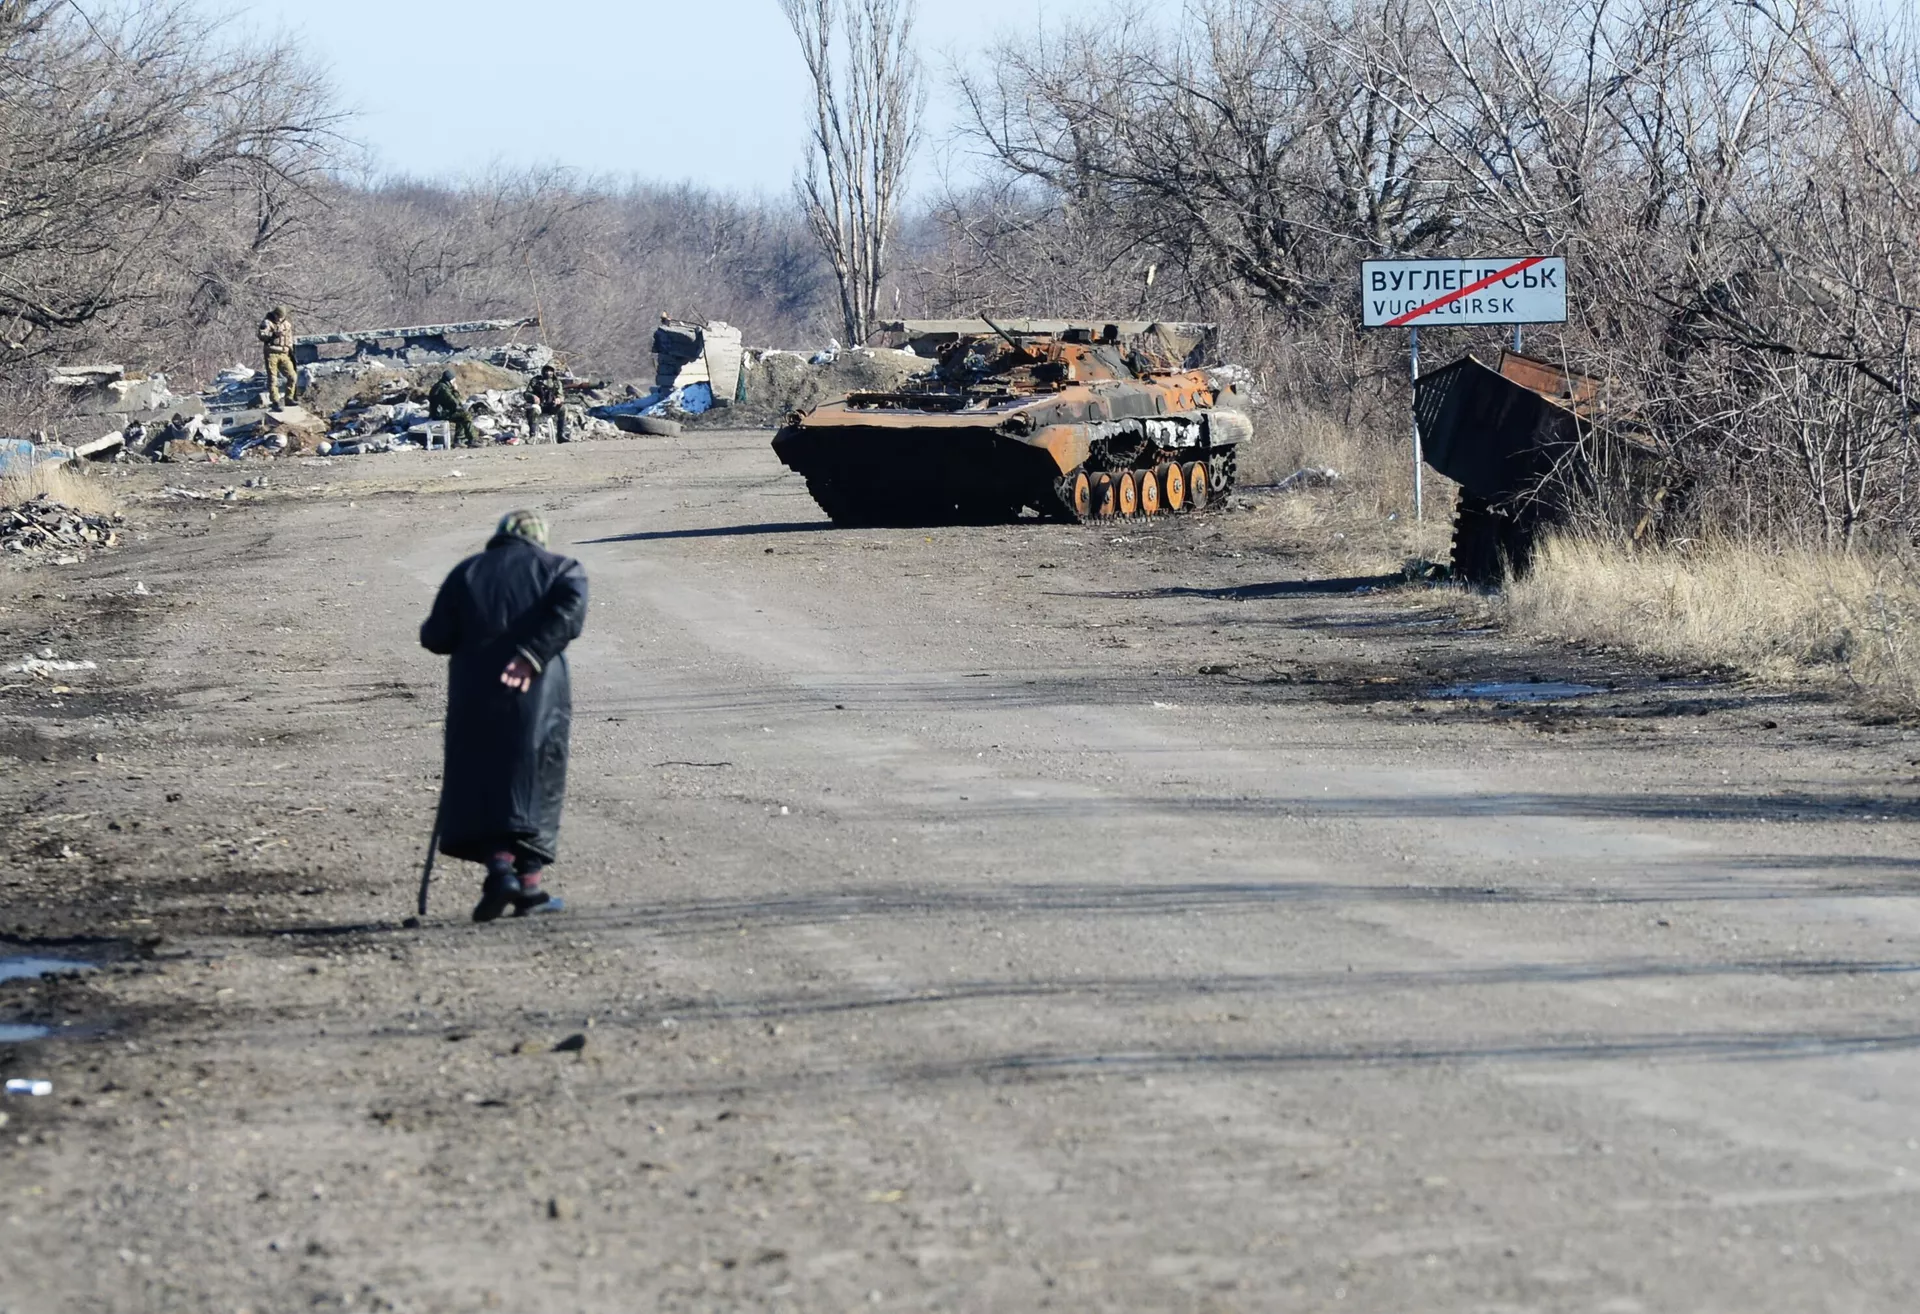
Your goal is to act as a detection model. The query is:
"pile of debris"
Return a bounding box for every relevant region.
[590,324,931,431]
[292,318,552,378]
[699,346,929,429]
[46,364,187,417]
[591,319,744,424]
[1,494,121,562]
[21,311,962,465]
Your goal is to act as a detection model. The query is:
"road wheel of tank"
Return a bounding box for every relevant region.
[1115,469,1139,517]
[1208,448,1238,498]
[1065,470,1092,520]
[1160,462,1186,511]
[1090,472,1115,518]
[1138,466,1162,515]
[1184,461,1210,511]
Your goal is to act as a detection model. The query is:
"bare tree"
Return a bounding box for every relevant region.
[937,0,1920,544]
[782,0,923,345]
[0,0,343,368]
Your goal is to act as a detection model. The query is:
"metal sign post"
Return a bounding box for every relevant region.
[1410,327,1422,520]
[1360,256,1568,522]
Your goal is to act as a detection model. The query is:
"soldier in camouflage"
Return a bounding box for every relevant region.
[524,364,570,444]
[258,306,299,408]
[428,369,482,448]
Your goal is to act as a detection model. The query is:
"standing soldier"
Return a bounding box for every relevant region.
[258,306,299,408]
[428,369,482,448]
[524,363,570,444]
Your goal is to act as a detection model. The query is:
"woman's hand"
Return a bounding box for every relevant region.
[501,655,536,692]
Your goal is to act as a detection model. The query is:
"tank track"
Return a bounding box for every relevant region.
[1046,445,1238,524]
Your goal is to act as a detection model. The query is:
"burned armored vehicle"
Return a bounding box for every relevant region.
[772,319,1252,526]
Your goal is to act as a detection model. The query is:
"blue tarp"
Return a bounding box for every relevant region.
[590,382,713,422]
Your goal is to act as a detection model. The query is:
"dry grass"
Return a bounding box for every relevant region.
[1233,403,1455,574]
[1,461,125,517]
[1487,536,1920,711]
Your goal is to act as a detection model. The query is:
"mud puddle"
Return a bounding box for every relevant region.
[1434,680,1604,702]
[1,956,96,1044]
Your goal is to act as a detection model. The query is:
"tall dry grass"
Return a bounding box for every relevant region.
[0,462,125,518]
[1234,402,1455,573]
[1488,536,1920,711]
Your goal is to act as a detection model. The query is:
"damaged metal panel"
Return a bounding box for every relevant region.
[1415,349,1672,584]
[1413,351,1589,504]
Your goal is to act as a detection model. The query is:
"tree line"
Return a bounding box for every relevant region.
[5,0,1917,549]
[937,0,1920,547]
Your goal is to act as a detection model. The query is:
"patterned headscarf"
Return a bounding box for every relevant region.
[495,509,548,547]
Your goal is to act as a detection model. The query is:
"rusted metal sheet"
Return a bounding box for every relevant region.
[1496,350,1601,414]
[773,324,1246,526]
[1414,353,1584,504]
[1416,350,1672,584]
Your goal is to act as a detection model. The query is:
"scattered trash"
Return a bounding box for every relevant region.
[4,1079,53,1097]
[1238,467,1340,494]
[5,654,98,676]
[1,495,122,560]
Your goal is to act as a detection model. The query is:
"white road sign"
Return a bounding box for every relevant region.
[1361,256,1567,328]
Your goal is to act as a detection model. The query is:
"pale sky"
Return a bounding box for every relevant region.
[208,0,1134,197]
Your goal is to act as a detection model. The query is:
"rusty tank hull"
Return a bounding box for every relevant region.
[772,320,1247,526]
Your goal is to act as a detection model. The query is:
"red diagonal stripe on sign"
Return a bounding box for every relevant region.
[1386,256,1548,328]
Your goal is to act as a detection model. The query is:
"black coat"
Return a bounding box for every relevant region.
[420,535,589,864]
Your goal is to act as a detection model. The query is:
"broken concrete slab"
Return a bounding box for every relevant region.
[72,433,126,462]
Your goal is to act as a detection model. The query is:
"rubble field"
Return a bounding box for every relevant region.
[7,320,938,485]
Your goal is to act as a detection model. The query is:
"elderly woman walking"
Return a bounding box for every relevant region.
[420,510,589,921]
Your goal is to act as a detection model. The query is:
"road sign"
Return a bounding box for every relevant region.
[1361,256,1567,328]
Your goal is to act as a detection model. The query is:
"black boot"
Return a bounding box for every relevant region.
[511,864,563,916]
[472,857,521,924]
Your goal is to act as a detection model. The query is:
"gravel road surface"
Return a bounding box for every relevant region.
[2,433,1917,1312]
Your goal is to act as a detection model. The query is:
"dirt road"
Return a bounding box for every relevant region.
[3,433,1918,1313]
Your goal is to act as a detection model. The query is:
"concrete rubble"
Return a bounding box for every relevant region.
[591,321,930,431]
[46,364,186,417]
[9,312,944,474]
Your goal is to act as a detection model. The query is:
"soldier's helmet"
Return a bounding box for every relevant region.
[542,364,558,376]
[272,305,288,318]
[441,369,455,382]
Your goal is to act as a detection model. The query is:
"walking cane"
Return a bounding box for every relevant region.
[417,825,440,917]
